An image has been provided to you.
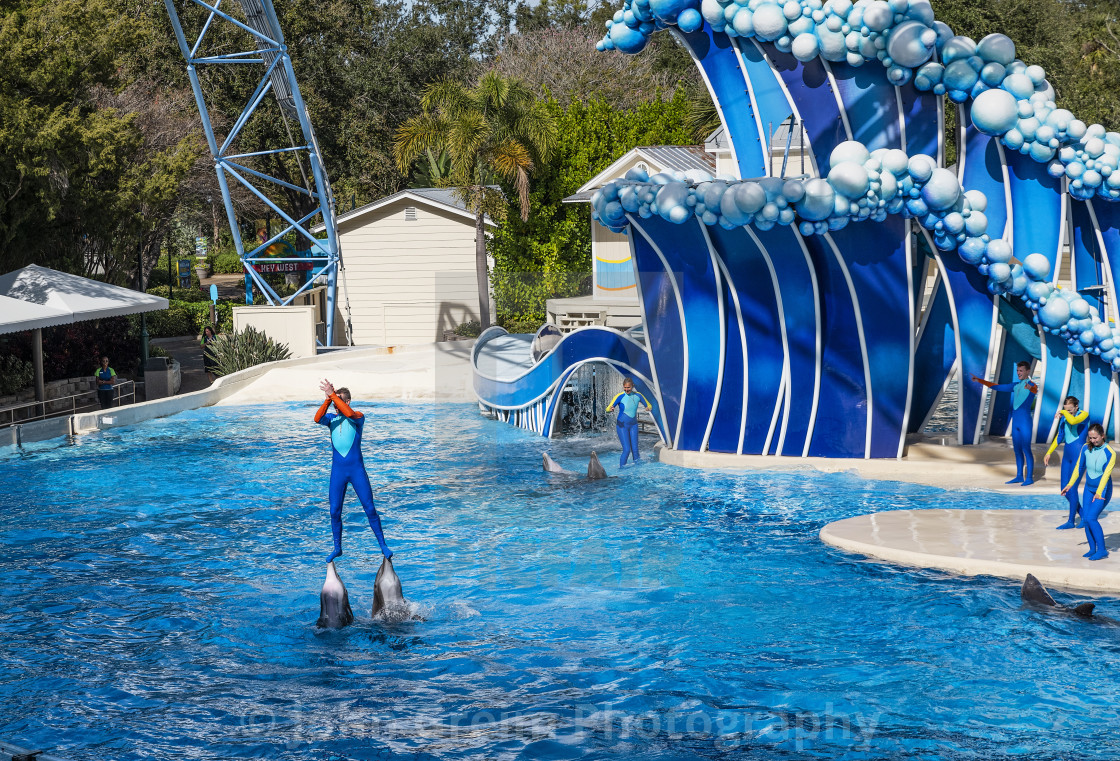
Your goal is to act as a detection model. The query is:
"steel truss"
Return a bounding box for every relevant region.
[163,0,346,345]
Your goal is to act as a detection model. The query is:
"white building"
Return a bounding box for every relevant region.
[331,188,495,345]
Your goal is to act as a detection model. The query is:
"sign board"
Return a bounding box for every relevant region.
[251,261,314,274]
[177,259,192,289]
[195,236,207,258]
[209,284,219,303]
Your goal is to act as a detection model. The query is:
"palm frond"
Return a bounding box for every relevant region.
[393,114,449,172]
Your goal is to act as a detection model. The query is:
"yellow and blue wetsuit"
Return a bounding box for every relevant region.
[990,377,1038,484]
[1048,409,1089,529]
[1064,441,1116,560]
[606,389,650,467]
[315,393,392,563]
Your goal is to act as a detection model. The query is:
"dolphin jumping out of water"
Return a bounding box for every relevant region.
[318,561,354,628]
[1021,573,1096,617]
[587,451,608,480]
[372,556,408,619]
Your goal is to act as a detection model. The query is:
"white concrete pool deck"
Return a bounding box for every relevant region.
[820,509,1120,594]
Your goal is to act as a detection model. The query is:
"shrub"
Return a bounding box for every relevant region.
[146,285,209,302]
[134,301,234,338]
[209,251,244,274]
[498,316,544,335]
[0,317,141,379]
[207,325,291,376]
[0,354,33,395]
[453,320,482,337]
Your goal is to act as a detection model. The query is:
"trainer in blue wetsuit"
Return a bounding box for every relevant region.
[1044,395,1089,529]
[314,379,392,564]
[1062,423,1116,561]
[972,361,1038,485]
[606,377,650,467]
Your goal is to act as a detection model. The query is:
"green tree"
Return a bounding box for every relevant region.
[0,0,199,283]
[488,92,696,326]
[394,71,559,329]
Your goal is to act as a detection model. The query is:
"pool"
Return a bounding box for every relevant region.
[3,403,1119,759]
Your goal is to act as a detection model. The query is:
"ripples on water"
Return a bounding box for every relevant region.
[2,402,1119,760]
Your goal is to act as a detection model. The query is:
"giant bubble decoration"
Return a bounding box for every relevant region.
[593,0,1120,371]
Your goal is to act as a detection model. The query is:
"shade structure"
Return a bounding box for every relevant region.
[0,295,69,336]
[0,264,168,335]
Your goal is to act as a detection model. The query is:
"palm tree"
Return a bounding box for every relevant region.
[394,71,558,329]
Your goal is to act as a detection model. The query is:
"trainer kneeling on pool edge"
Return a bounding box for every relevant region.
[1061,423,1115,561]
[606,377,650,468]
[315,379,392,564]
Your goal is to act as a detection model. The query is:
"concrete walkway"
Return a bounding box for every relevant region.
[658,437,1063,494]
[821,509,1120,594]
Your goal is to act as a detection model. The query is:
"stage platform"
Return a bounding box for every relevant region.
[821,509,1120,594]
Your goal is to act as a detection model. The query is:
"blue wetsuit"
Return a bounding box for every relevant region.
[990,377,1038,484]
[1064,441,1116,560]
[315,394,392,563]
[607,389,650,467]
[1047,409,1089,528]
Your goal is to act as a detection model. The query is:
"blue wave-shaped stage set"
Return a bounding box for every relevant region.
[471,0,1120,458]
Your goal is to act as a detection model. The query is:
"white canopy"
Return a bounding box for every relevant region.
[0,264,169,335]
[0,295,69,336]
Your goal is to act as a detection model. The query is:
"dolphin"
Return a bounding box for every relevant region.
[372,556,409,619]
[317,561,354,629]
[587,451,608,480]
[1020,573,1096,617]
[543,452,574,474]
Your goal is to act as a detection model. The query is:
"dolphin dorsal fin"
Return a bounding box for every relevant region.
[1073,602,1096,617]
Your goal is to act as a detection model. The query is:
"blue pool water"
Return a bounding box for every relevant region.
[3,402,1120,760]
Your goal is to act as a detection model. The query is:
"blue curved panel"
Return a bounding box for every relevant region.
[959,106,1009,241]
[474,327,654,411]
[910,276,956,433]
[1071,199,1109,314]
[801,233,866,456]
[735,39,794,173]
[826,60,900,152]
[1087,356,1115,440]
[827,217,912,457]
[1006,150,1063,271]
[1090,198,1120,304]
[631,215,723,452]
[1038,331,1072,444]
[988,300,1041,437]
[754,225,819,455]
[706,271,746,453]
[630,219,685,445]
[705,224,785,454]
[898,82,940,158]
[934,246,996,445]
[677,27,768,178]
[756,41,847,172]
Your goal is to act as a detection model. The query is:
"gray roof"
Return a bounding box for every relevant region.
[562,146,716,203]
[333,186,500,227]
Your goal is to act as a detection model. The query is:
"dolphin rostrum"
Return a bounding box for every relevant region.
[318,561,354,629]
[587,451,608,480]
[543,452,574,474]
[1021,573,1096,617]
[372,556,408,619]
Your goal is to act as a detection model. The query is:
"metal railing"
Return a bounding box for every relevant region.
[0,381,135,429]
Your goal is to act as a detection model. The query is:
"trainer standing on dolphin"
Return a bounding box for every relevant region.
[315,379,393,563]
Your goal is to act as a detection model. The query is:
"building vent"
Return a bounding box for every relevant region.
[404,207,417,221]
